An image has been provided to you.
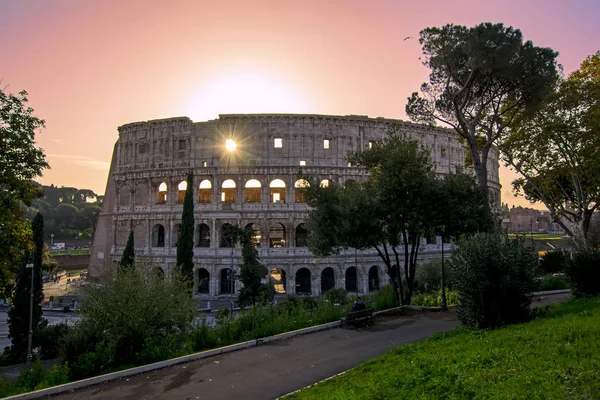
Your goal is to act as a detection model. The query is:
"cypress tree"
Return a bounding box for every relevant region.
[237,227,274,307]
[8,213,44,359]
[119,231,135,272]
[177,173,195,280]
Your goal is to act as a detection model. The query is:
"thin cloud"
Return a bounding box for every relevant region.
[48,154,110,171]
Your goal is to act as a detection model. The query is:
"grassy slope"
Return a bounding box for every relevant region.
[287,298,600,400]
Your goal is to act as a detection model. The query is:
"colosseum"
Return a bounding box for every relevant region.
[90,113,500,298]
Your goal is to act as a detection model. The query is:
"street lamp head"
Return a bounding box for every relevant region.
[225,139,236,152]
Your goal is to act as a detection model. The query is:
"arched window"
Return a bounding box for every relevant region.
[199,179,212,203]
[270,268,286,294]
[152,267,165,280]
[177,181,187,204]
[345,267,358,293]
[244,179,262,203]
[220,223,236,248]
[171,223,181,247]
[245,223,262,247]
[321,267,335,293]
[320,179,331,188]
[294,179,310,203]
[269,179,286,203]
[195,223,210,247]
[295,268,311,294]
[221,179,236,203]
[197,268,210,293]
[269,223,286,248]
[220,268,234,294]
[368,266,380,292]
[344,179,357,187]
[295,223,308,247]
[151,224,165,247]
[157,182,168,204]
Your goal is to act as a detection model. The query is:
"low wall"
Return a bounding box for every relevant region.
[52,254,90,268]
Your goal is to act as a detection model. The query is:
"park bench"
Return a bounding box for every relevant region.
[341,308,375,328]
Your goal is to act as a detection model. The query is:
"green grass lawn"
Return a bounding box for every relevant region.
[286,298,600,400]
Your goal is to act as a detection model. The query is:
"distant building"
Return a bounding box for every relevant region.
[507,206,562,234]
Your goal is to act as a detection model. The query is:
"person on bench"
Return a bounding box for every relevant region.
[351,297,366,312]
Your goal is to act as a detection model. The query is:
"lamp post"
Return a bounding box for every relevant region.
[50,233,54,246]
[440,227,448,312]
[25,255,35,366]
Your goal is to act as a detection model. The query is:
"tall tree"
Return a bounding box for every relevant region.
[8,213,44,359]
[406,22,558,199]
[0,87,48,290]
[502,51,600,246]
[236,227,273,307]
[176,173,195,279]
[119,231,135,272]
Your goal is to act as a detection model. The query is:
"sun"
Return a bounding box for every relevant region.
[225,139,237,152]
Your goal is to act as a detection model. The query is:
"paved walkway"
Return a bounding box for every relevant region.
[45,292,570,400]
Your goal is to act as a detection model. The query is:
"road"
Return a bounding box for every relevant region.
[0,310,80,350]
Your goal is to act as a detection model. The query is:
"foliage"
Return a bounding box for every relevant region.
[539,250,569,274]
[35,323,71,360]
[363,285,396,311]
[176,173,195,280]
[537,274,570,291]
[565,250,600,296]
[119,231,135,273]
[504,51,600,246]
[62,268,196,379]
[323,288,348,305]
[286,298,600,400]
[8,213,44,360]
[411,289,459,307]
[0,360,70,398]
[452,233,538,329]
[0,87,48,290]
[414,259,455,292]
[406,22,558,196]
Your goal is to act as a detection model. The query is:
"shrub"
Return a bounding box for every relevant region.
[537,274,570,291]
[364,285,395,311]
[565,250,600,296]
[35,323,71,360]
[452,233,538,329]
[415,259,454,292]
[539,250,569,274]
[411,289,459,307]
[324,288,348,304]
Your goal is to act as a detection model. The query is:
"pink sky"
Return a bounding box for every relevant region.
[2,0,599,208]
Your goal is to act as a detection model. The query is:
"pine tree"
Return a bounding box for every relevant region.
[177,173,195,280]
[8,213,44,359]
[119,231,135,272]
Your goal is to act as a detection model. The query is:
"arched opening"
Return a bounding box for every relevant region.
[244,179,262,203]
[269,223,286,248]
[221,179,236,203]
[345,267,358,293]
[270,268,286,294]
[152,267,165,280]
[245,223,262,247]
[195,223,210,247]
[157,182,167,204]
[344,179,357,187]
[320,179,332,188]
[197,268,210,293]
[177,180,187,204]
[220,268,234,294]
[269,179,286,203]
[151,224,165,247]
[295,268,311,295]
[368,266,380,292]
[321,267,335,293]
[295,223,308,247]
[199,179,212,203]
[171,223,181,247]
[220,223,236,248]
[119,185,130,206]
[294,179,310,203]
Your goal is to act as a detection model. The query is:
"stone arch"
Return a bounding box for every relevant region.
[269,179,286,203]
[320,179,332,188]
[196,268,210,293]
[321,267,335,293]
[270,268,286,294]
[244,179,262,203]
[220,268,234,294]
[171,223,181,247]
[221,179,236,203]
[344,179,357,187]
[177,180,187,204]
[269,223,286,248]
[294,179,310,203]
[198,179,212,203]
[151,224,165,247]
[152,267,165,280]
[157,182,168,204]
[295,223,308,247]
[195,223,210,247]
[245,223,262,247]
[119,185,131,206]
[220,223,236,248]
[135,182,148,205]
[368,266,380,292]
[295,268,311,295]
[345,266,358,293]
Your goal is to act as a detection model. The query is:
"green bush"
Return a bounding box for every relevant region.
[537,274,570,291]
[415,259,454,292]
[324,288,348,304]
[539,250,569,274]
[565,250,600,296]
[0,360,70,398]
[411,289,459,307]
[35,323,71,360]
[452,233,538,329]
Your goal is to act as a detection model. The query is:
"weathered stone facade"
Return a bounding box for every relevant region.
[90,114,501,298]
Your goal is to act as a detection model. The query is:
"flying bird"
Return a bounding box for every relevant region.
[404,36,413,41]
